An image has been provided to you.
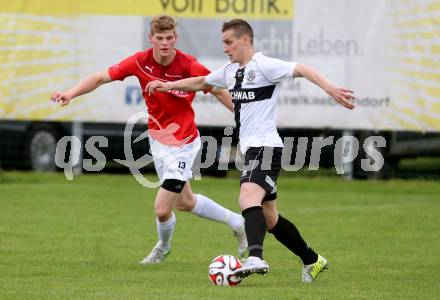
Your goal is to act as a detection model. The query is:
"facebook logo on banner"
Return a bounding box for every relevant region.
[125,86,142,105]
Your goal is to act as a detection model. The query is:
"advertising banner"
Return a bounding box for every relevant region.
[1,0,439,131]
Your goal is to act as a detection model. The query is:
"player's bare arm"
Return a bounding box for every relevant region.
[51,70,112,106]
[146,78,233,112]
[293,63,355,110]
[209,88,233,112]
[146,76,209,95]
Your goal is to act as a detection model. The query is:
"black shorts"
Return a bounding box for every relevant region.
[240,146,282,202]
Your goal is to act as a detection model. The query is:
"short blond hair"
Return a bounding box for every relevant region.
[150,15,177,35]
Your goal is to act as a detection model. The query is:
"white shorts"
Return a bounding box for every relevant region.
[149,136,201,183]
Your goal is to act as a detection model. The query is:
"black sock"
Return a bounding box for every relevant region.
[242,206,267,259]
[268,214,318,265]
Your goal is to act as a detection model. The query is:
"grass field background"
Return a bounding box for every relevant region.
[1,171,439,299]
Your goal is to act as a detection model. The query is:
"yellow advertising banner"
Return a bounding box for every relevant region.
[0,0,294,20]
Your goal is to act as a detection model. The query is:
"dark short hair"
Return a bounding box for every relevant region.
[150,15,177,35]
[222,19,254,44]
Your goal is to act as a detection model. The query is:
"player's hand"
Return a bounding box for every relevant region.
[146,80,170,96]
[327,87,355,109]
[51,92,72,107]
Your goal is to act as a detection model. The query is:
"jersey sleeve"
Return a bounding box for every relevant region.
[259,56,297,83]
[205,66,228,89]
[107,54,137,81]
[189,59,211,77]
[188,59,212,93]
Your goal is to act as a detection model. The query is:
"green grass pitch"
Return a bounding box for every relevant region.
[1,171,439,299]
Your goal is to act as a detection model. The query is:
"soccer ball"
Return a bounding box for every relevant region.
[208,255,242,286]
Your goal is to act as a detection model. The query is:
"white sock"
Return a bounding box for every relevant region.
[191,194,244,231]
[156,212,176,251]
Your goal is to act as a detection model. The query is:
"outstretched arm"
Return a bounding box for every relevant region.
[146,77,233,112]
[293,64,355,109]
[51,70,112,106]
[146,76,210,95]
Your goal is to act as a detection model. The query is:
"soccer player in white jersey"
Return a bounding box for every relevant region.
[51,15,247,265]
[146,19,355,283]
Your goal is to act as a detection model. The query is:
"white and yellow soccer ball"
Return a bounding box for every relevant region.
[208,254,242,286]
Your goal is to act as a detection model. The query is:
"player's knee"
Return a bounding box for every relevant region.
[154,206,172,220]
[161,179,185,193]
[239,196,262,211]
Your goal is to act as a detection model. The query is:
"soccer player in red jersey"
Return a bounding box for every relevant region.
[51,15,247,263]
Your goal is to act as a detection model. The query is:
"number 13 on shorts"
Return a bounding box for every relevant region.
[178,161,186,169]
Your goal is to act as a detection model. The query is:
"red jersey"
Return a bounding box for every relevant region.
[108,49,210,145]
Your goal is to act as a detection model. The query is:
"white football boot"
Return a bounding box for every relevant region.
[233,256,269,278]
[140,242,170,264]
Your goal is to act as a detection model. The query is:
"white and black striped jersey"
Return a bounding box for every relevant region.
[206,52,297,153]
